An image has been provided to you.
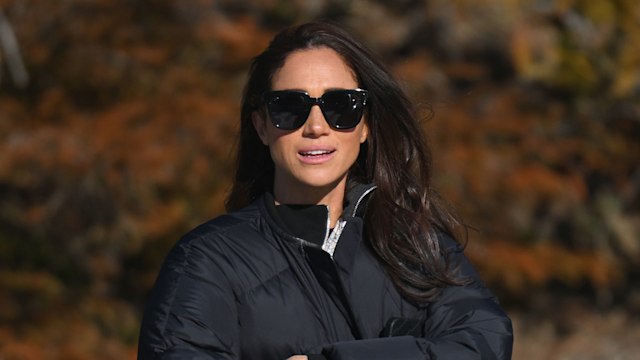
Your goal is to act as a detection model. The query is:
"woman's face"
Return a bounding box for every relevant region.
[253,47,368,201]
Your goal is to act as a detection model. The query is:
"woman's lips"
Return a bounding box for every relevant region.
[297,148,336,164]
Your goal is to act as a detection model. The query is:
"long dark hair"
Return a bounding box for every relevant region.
[226,21,466,305]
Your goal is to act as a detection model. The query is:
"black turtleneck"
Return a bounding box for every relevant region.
[272,202,329,246]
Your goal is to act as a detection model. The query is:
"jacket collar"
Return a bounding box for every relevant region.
[262,192,329,246]
[258,182,376,247]
[343,182,377,219]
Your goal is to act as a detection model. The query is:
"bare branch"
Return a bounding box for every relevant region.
[0,7,29,88]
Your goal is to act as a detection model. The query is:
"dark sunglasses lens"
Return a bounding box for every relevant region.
[322,91,364,129]
[267,92,309,130]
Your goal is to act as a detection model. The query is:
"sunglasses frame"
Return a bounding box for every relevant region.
[262,88,368,130]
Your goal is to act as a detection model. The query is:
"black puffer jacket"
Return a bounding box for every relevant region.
[138,184,513,359]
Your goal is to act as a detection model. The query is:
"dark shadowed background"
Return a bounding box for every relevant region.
[1,0,639,359]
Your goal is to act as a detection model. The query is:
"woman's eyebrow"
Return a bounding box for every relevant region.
[270,87,352,93]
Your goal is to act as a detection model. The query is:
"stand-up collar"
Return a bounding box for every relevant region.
[343,182,377,219]
[259,183,376,247]
[265,193,329,246]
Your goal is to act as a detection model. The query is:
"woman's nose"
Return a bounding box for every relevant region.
[302,105,330,137]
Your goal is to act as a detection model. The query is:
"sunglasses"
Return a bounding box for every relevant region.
[262,89,368,130]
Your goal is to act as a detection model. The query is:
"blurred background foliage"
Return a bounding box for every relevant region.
[0,0,639,359]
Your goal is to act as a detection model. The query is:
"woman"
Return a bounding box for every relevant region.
[138,21,513,360]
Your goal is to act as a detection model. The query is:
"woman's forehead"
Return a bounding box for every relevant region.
[271,48,358,93]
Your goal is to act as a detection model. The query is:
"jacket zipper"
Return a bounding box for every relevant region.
[283,185,377,253]
[320,185,376,257]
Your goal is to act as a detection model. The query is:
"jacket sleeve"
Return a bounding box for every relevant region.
[317,240,513,360]
[137,233,239,359]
